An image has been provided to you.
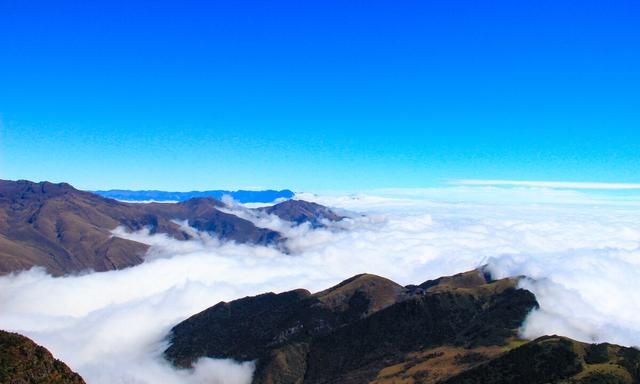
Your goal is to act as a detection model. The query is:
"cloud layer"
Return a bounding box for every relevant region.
[1,186,639,383]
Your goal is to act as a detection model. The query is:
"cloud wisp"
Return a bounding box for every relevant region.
[0,186,639,383]
[452,179,640,190]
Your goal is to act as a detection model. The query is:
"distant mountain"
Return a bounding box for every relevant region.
[164,269,640,384]
[259,200,345,227]
[92,189,295,203]
[0,330,86,384]
[0,180,342,276]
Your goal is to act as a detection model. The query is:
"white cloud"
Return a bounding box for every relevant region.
[488,249,640,346]
[452,179,640,190]
[1,186,640,383]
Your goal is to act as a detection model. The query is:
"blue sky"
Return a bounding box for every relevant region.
[1,0,639,191]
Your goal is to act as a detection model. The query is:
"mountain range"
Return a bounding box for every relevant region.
[0,180,341,276]
[92,189,295,203]
[1,179,639,384]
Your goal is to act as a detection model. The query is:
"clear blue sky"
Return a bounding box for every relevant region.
[1,0,638,191]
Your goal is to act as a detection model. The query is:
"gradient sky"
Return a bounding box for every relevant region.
[1,0,639,191]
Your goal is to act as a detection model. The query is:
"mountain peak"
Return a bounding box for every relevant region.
[0,179,84,201]
[314,273,404,314]
[177,196,225,208]
[419,268,489,289]
[260,199,344,227]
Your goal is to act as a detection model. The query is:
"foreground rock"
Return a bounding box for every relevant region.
[0,330,85,384]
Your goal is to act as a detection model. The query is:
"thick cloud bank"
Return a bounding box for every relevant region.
[1,186,640,383]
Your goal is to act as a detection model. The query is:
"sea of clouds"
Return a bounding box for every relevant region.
[1,184,640,383]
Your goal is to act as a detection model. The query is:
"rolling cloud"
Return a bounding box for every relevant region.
[0,185,639,383]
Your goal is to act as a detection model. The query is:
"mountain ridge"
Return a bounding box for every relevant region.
[164,269,537,383]
[0,180,342,276]
[164,269,640,384]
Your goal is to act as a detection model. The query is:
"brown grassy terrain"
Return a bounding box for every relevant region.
[1,180,327,275]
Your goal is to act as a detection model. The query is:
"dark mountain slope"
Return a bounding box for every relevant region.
[0,330,85,384]
[443,335,640,384]
[164,269,538,384]
[164,274,404,367]
[165,269,640,384]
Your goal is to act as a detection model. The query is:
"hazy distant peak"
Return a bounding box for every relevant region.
[92,188,295,203]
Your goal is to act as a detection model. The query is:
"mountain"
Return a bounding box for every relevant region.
[92,189,295,203]
[164,269,539,383]
[0,330,85,384]
[443,335,640,384]
[0,180,152,275]
[164,269,640,384]
[259,200,345,227]
[0,180,342,276]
